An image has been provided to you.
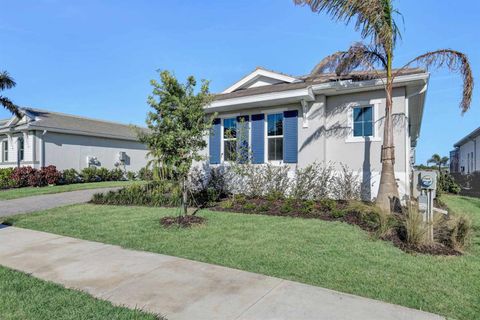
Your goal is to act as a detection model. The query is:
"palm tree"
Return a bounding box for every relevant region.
[0,71,21,117]
[294,0,474,212]
[427,154,449,172]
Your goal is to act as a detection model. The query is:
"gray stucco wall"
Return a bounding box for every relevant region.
[41,131,148,172]
[203,87,411,199]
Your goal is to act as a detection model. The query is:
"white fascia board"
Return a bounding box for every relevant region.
[207,87,315,113]
[310,73,430,95]
[24,125,140,142]
[222,69,298,94]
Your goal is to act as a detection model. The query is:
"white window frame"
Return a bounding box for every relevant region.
[18,136,24,162]
[265,111,284,164]
[2,140,8,162]
[346,100,381,143]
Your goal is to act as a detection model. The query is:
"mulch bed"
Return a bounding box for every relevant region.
[210,197,462,256]
[160,215,206,228]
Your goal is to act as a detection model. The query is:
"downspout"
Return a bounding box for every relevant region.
[40,130,47,168]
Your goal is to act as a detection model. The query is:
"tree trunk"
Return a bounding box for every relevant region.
[376,80,400,213]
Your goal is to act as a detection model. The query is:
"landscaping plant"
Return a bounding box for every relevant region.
[0,70,21,116]
[294,0,474,212]
[0,168,14,189]
[138,70,214,218]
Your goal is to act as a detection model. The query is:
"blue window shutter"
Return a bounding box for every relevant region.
[283,110,298,163]
[236,115,249,163]
[251,114,265,164]
[209,118,221,164]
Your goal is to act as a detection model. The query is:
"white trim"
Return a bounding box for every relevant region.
[207,73,429,114]
[265,112,284,164]
[222,117,237,163]
[345,100,381,143]
[222,68,298,94]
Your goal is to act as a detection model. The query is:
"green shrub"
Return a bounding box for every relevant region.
[109,168,124,181]
[437,172,461,195]
[242,203,256,211]
[434,213,472,251]
[0,168,14,189]
[299,200,316,215]
[219,199,234,209]
[61,169,79,184]
[96,168,110,181]
[318,198,337,212]
[348,201,393,236]
[257,203,270,212]
[91,182,181,207]
[126,171,137,181]
[81,167,100,183]
[331,209,346,218]
[234,195,247,205]
[138,167,153,181]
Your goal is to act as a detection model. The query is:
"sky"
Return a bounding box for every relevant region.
[1,0,479,165]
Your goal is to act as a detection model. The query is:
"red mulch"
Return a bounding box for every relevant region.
[160,215,205,228]
[210,197,462,256]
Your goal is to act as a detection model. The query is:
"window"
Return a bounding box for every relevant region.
[223,118,237,161]
[2,141,8,162]
[267,113,283,161]
[18,137,24,161]
[353,106,373,137]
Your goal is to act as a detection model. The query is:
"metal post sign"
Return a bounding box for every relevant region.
[414,170,437,242]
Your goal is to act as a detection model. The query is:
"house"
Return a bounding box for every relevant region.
[204,67,429,200]
[0,108,149,172]
[450,126,479,174]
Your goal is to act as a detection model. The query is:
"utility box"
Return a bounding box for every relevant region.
[412,170,438,199]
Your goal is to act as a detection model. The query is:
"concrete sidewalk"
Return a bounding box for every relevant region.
[0,187,120,217]
[0,226,443,320]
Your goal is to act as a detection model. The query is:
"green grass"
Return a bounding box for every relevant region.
[4,196,480,319]
[0,265,162,320]
[0,181,141,200]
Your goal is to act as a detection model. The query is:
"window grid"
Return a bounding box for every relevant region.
[223,118,237,162]
[353,106,373,137]
[2,141,8,162]
[18,137,24,161]
[267,113,283,161]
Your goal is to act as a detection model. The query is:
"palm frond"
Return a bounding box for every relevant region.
[0,71,16,91]
[310,51,347,75]
[0,95,21,117]
[311,43,387,76]
[294,0,401,51]
[397,49,474,113]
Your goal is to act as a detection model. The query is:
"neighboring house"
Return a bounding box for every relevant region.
[203,67,429,200]
[0,108,148,172]
[450,127,479,174]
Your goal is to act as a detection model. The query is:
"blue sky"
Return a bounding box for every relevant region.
[1,0,479,164]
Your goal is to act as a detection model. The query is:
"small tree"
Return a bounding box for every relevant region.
[139,70,214,215]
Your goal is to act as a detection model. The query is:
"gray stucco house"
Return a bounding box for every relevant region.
[204,67,429,200]
[450,126,479,174]
[0,108,148,172]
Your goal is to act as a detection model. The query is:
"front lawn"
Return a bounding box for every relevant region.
[0,265,162,320]
[0,181,141,200]
[4,195,480,319]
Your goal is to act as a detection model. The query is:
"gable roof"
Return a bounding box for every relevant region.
[0,108,146,141]
[222,67,299,93]
[454,126,480,147]
[216,68,426,101]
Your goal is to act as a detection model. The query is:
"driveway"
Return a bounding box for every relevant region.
[0,188,120,217]
[0,226,444,320]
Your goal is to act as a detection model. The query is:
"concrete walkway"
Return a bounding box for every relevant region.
[0,226,443,320]
[0,187,120,217]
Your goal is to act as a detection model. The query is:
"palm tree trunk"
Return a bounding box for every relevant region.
[376,53,400,212]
